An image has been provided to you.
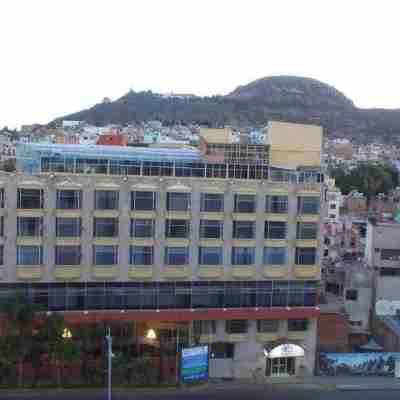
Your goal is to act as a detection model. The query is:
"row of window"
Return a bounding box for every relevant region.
[12,245,317,266]
[14,189,320,214]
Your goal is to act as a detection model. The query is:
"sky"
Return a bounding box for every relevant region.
[2,0,400,129]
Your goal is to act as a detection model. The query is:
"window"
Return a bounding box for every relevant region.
[210,343,234,359]
[200,193,224,212]
[167,192,190,211]
[199,247,223,265]
[56,190,82,209]
[380,268,400,276]
[265,221,286,239]
[165,219,189,238]
[194,320,217,335]
[0,245,3,265]
[346,289,358,301]
[164,247,189,265]
[131,191,156,211]
[257,319,279,333]
[93,245,118,265]
[323,249,329,257]
[330,203,337,210]
[296,222,318,239]
[265,196,288,213]
[56,218,81,237]
[263,247,287,265]
[288,319,308,331]
[295,247,317,265]
[95,190,119,210]
[17,189,43,209]
[199,220,223,239]
[329,214,336,219]
[17,217,43,236]
[231,247,255,265]
[130,246,153,265]
[381,249,400,261]
[234,194,256,213]
[297,197,319,214]
[55,246,81,265]
[17,245,43,265]
[93,218,118,237]
[130,219,154,238]
[225,320,248,334]
[233,221,255,239]
[0,188,4,208]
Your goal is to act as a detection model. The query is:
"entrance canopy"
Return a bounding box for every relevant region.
[264,344,305,359]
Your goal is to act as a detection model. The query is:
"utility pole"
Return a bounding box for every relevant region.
[106,327,112,400]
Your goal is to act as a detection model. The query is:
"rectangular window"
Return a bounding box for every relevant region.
[93,245,118,265]
[164,247,189,265]
[233,221,255,239]
[0,217,3,237]
[129,246,154,265]
[265,196,288,213]
[0,245,3,265]
[167,192,190,211]
[257,319,279,333]
[131,191,156,211]
[210,342,234,359]
[380,268,400,276]
[234,194,256,213]
[55,245,81,265]
[200,193,224,212]
[263,247,287,265]
[17,245,43,265]
[288,319,309,331]
[295,247,317,265]
[346,289,358,301]
[95,190,119,210]
[165,219,189,238]
[265,221,286,239]
[381,249,400,261]
[17,217,43,237]
[330,203,337,210]
[93,218,119,237]
[199,220,223,239]
[130,219,154,238]
[298,197,320,214]
[56,218,81,237]
[231,247,255,265]
[296,222,318,239]
[225,320,248,334]
[0,189,4,208]
[193,320,216,335]
[56,190,82,209]
[17,189,44,209]
[199,247,223,265]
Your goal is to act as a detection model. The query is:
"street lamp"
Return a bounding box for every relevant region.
[62,328,72,339]
[146,328,157,340]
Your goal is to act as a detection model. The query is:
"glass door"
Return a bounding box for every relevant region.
[269,357,295,377]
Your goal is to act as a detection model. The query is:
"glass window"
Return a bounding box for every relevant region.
[193,320,216,335]
[55,246,81,265]
[130,246,153,265]
[95,190,119,210]
[234,194,255,213]
[56,218,81,237]
[233,221,255,239]
[165,219,189,238]
[257,319,279,333]
[56,190,82,209]
[265,196,288,213]
[200,193,224,212]
[381,249,400,261]
[17,217,43,236]
[210,342,234,359]
[231,247,255,265]
[199,220,223,239]
[131,191,156,211]
[17,189,43,209]
[296,222,318,240]
[93,218,119,237]
[199,247,222,265]
[130,219,154,238]
[0,245,3,265]
[167,192,190,211]
[225,320,248,334]
[295,247,317,265]
[93,245,118,265]
[263,247,287,265]
[0,189,4,208]
[298,197,320,214]
[346,289,358,301]
[288,319,309,331]
[164,247,189,265]
[17,245,43,265]
[265,221,286,239]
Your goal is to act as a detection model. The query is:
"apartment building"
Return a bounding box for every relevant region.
[1,121,324,379]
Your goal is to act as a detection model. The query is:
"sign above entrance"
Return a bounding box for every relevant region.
[265,344,305,359]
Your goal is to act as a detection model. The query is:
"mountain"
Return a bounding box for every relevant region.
[54,76,400,143]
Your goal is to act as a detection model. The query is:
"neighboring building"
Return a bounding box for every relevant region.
[325,178,342,223]
[97,133,128,146]
[343,191,368,217]
[6,121,324,379]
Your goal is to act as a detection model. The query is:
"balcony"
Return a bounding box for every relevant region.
[165,238,190,247]
[232,239,256,247]
[17,266,43,280]
[232,265,255,279]
[55,210,81,218]
[129,210,157,219]
[92,266,119,280]
[232,213,257,221]
[294,265,319,278]
[297,214,319,223]
[165,211,191,220]
[129,238,155,247]
[54,266,81,280]
[263,265,289,278]
[198,334,217,344]
[93,210,119,218]
[256,332,279,343]
[296,239,318,247]
[55,238,81,246]
[197,265,223,279]
[224,333,248,343]
[163,265,190,279]
[16,237,43,246]
[92,238,119,246]
[129,265,153,280]
[264,213,288,222]
[199,212,224,221]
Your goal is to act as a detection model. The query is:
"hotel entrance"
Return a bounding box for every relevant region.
[264,343,305,377]
[269,357,295,377]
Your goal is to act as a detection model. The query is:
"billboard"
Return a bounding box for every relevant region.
[180,345,209,383]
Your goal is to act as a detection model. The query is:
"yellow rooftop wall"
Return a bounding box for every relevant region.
[200,128,233,144]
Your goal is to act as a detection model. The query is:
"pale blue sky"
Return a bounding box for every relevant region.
[2,0,400,128]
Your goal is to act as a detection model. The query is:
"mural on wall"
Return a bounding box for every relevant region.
[318,352,400,377]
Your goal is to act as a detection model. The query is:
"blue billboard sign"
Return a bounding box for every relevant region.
[180,345,209,383]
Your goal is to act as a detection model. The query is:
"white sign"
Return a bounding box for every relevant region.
[266,344,305,359]
[181,345,208,358]
[375,300,400,316]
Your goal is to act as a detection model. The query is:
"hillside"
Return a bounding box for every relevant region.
[54,76,400,143]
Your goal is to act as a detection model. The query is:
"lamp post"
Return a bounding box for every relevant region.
[105,327,112,400]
